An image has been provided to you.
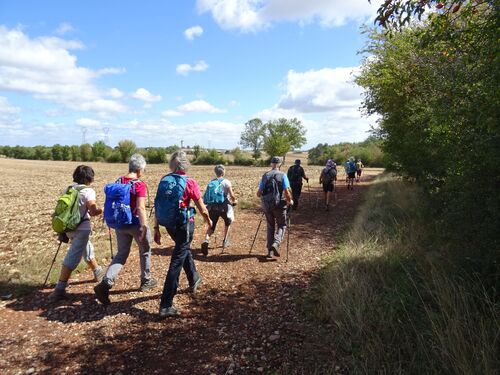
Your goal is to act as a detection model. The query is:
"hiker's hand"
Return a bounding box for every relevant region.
[153,227,161,245]
[232,199,238,206]
[288,200,294,207]
[206,218,213,230]
[138,225,148,242]
[306,178,309,183]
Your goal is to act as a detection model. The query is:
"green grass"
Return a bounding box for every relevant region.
[303,175,499,374]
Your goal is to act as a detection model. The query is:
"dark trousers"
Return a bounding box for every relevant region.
[290,183,303,208]
[264,207,287,250]
[160,221,199,308]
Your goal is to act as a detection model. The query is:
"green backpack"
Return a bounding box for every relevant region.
[52,185,86,233]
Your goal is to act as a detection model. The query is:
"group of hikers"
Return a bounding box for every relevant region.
[49,151,364,318]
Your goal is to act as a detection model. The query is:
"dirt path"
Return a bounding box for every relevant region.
[0,171,380,375]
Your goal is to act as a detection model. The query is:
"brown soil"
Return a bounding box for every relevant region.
[0,159,381,374]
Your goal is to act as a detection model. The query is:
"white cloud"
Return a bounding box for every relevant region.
[177,99,226,114]
[184,25,204,40]
[107,88,124,98]
[0,26,127,114]
[54,22,75,35]
[278,67,362,113]
[76,118,101,128]
[176,60,209,75]
[162,109,183,117]
[197,0,380,32]
[0,96,20,114]
[96,67,126,76]
[131,88,162,103]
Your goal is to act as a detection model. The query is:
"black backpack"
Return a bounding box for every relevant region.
[322,167,337,185]
[261,171,284,210]
[287,165,302,184]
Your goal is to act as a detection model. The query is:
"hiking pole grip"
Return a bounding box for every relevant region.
[249,212,264,254]
[43,240,63,288]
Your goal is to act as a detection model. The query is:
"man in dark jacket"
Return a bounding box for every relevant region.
[287,159,309,210]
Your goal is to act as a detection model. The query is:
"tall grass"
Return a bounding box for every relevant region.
[305,175,499,374]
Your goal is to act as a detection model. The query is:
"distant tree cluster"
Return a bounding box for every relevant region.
[308,137,385,167]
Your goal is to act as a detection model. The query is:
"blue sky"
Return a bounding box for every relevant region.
[0,0,380,149]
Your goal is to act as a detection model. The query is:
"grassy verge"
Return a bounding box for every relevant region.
[304,175,499,374]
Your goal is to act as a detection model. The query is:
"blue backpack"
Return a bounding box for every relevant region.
[155,174,194,229]
[203,178,226,205]
[104,178,140,229]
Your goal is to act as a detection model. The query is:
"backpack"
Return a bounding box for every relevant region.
[203,178,226,205]
[322,167,337,185]
[347,161,357,174]
[52,185,86,233]
[155,174,194,229]
[103,178,140,229]
[261,171,284,211]
[287,165,302,184]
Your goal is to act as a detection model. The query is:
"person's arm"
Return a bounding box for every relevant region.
[136,196,149,241]
[228,186,237,205]
[257,178,264,198]
[86,200,102,216]
[284,188,293,206]
[319,170,324,184]
[301,167,309,182]
[194,198,213,230]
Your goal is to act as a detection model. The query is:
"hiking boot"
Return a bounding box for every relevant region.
[49,288,68,302]
[94,282,110,305]
[266,249,274,259]
[159,306,180,318]
[140,278,158,292]
[189,277,203,294]
[93,266,105,282]
[222,238,230,249]
[271,242,281,257]
[201,241,209,257]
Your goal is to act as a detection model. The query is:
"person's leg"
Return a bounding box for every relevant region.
[180,222,201,288]
[101,228,133,287]
[264,210,276,251]
[82,239,104,281]
[295,184,302,208]
[160,225,191,309]
[273,207,287,248]
[131,225,154,286]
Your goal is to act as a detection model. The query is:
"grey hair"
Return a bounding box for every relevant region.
[214,164,225,177]
[169,151,190,172]
[128,153,146,173]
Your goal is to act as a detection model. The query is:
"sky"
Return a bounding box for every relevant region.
[0,0,381,149]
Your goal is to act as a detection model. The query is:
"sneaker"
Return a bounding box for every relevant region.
[271,242,281,257]
[222,238,230,249]
[189,277,203,294]
[49,288,68,302]
[94,282,110,305]
[159,306,180,318]
[93,266,105,282]
[266,250,273,259]
[201,241,209,257]
[140,278,158,292]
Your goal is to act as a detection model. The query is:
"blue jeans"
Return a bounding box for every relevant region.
[160,221,200,308]
[63,230,94,269]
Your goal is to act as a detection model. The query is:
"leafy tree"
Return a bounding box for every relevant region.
[146,147,168,164]
[92,140,111,161]
[193,145,202,160]
[263,118,306,162]
[33,146,51,160]
[70,145,80,161]
[80,143,93,162]
[51,144,63,161]
[240,118,265,160]
[117,139,137,163]
[61,145,71,161]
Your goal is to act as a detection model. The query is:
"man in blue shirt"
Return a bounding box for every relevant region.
[257,156,294,259]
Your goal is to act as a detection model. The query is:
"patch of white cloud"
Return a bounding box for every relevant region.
[176,60,209,75]
[131,88,162,103]
[0,26,127,114]
[54,22,75,35]
[177,99,226,114]
[196,0,380,32]
[76,118,101,128]
[162,109,183,117]
[0,96,20,114]
[107,88,124,98]
[184,25,204,40]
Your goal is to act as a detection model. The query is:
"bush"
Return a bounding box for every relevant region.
[192,149,226,165]
[146,147,168,164]
[106,152,122,163]
[308,137,385,166]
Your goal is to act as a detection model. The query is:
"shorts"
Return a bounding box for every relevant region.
[62,230,95,269]
[357,170,362,176]
[208,203,234,230]
[348,172,356,179]
[322,183,334,192]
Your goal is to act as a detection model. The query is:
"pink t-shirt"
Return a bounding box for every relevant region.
[176,171,201,206]
[120,176,147,213]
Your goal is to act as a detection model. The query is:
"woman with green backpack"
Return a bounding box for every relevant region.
[50,165,104,302]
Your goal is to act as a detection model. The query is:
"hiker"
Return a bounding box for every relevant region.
[287,159,309,210]
[346,157,357,189]
[319,159,337,211]
[356,159,364,182]
[153,151,213,317]
[257,156,294,259]
[50,165,104,301]
[94,154,157,305]
[201,164,238,256]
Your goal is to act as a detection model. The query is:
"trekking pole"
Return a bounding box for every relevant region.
[286,208,291,263]
[108,227,114,259]
[43,240,63,288]
[249,212,265,254]
[307,182,312,208]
